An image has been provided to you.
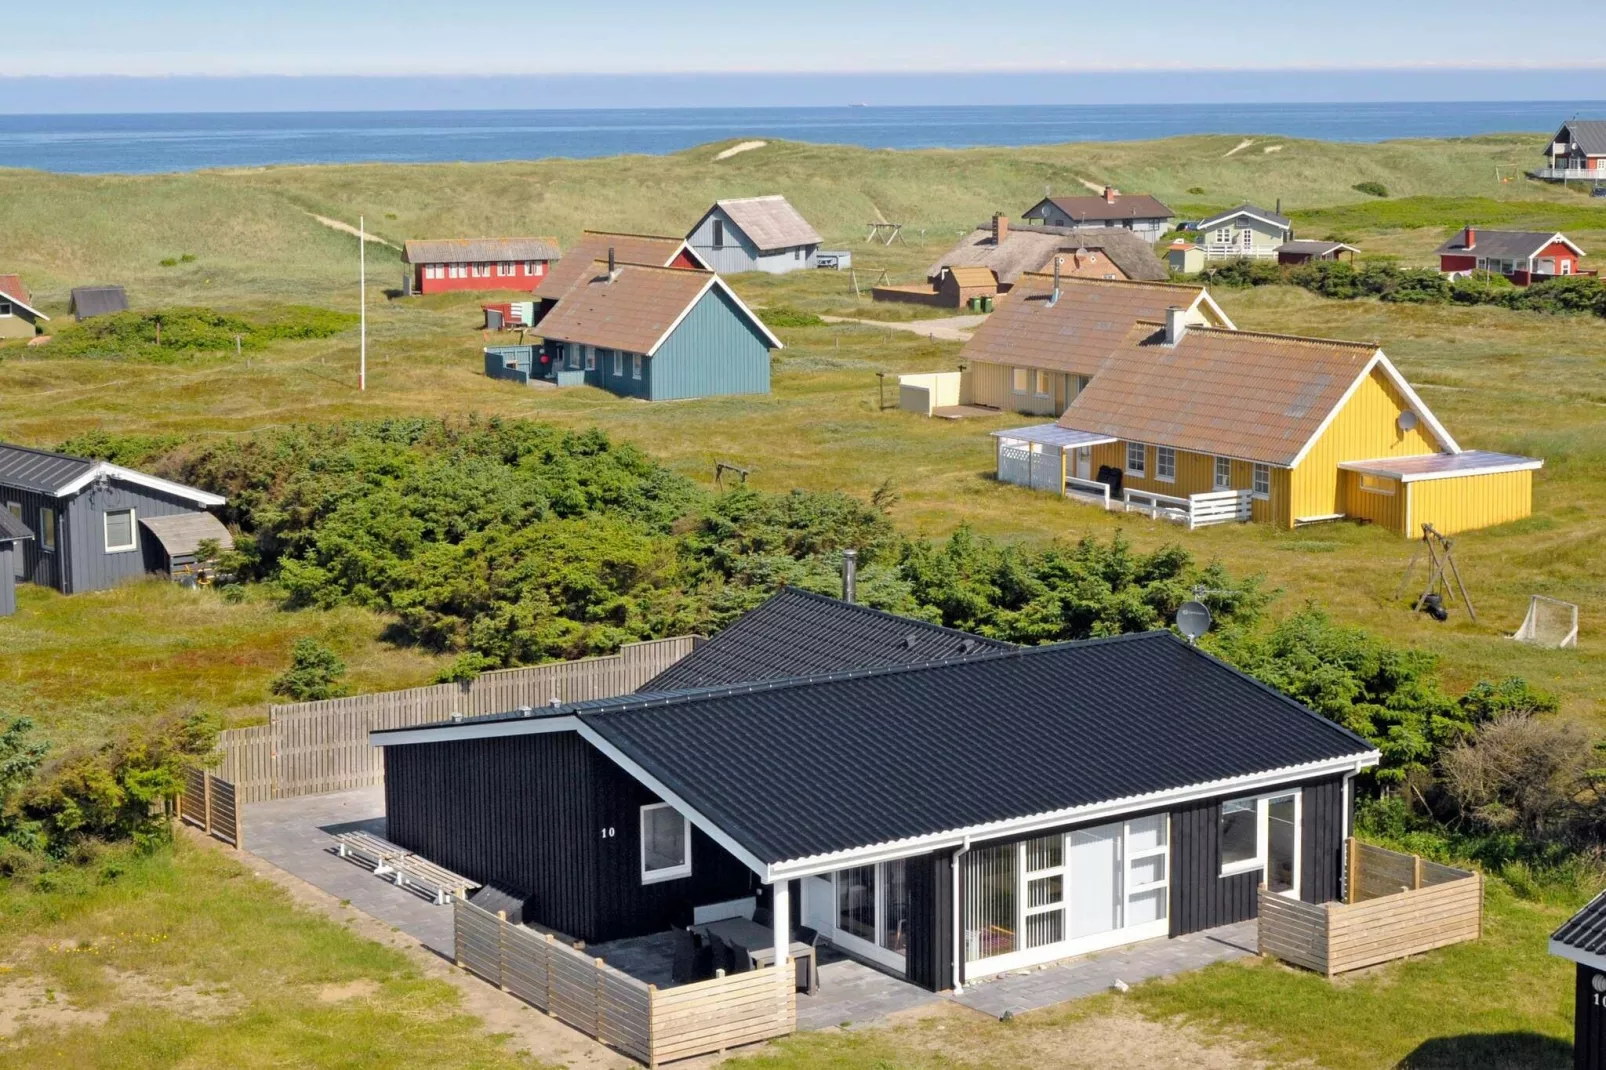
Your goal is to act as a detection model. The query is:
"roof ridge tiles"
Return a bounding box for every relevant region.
[584,258,712,276]
[1181,325,1380,350]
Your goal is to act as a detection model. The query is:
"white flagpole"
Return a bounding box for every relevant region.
[359,215,367,391]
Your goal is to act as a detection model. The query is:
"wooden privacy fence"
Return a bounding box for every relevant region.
[1258,838,1482,976]
[178,766,242,848]
[213,636,697,803]
[453,899,795,1066]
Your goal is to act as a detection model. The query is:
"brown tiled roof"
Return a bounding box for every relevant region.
[535,262,719,355]
[1029,193,1175,224]
[931,225,1167,285]
[711,196,822,251]
[540,231,696,298]
[945,265,997,288]
[402,237,561,265]
[959,276,1220,377]
[0,274,31,305]
[1057,325,1383,466]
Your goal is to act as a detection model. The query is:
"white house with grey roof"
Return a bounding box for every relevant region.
[0,443,230,595]
[686,196,822,274]
[1195,204,1293,260]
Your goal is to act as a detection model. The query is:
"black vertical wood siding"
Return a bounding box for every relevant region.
[586,746,755,944]
[1171,775,1349,937]
[383,732,600,939]
[906,850,954,992]
[1576,964,1606,1070]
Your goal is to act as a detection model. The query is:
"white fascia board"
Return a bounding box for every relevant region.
[369,714,581,747]
[1286,350,1458,470]
[1199,209,1289,233]
[1338,458,1544,483]
[767,751,1378,881]
[1549,938,1606,972]
[644,274,783,356]
[1,293,49,321]
[1190,289,1237,330]
[55,463,226,506]
[670,242,709,270]
[576,722,772,880]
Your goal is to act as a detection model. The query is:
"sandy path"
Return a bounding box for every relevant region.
[307,212,400,249]
[1224,139,1254,157]
[820,313,987,343]
[714,140,767,160]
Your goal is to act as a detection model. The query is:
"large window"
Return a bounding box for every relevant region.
[1219,792,1300,896]
[1155,446,1177,483]
[1125,442,1146,477]
[104,509,137,553]
[639,803,690,883]
[834,860,909,958]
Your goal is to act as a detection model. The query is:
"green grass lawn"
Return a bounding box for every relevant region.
[0,839,551,1069]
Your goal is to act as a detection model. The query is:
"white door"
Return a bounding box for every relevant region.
[1075,447,1092,481]
[1067,824,1122,939]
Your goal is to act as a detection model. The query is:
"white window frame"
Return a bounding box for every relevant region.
[828,860,909,970]
[0,301,12,318]
[1214,456,1232,489]
[103,508,138,553]
[612,350,624,377]
[1217,790,1302,900]
[524,261,543,275]
[495,262,513,277]
[1125,442,1146,478]
[470,263,492,279]
[631,354,643,380]
[1155,446,1177,483]
[639,802,692,884]
[1252,463,1271,500]
[447,263,467,279]
[1011,368,1029,395]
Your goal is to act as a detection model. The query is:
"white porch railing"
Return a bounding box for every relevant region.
[1065,475,1114,509]
[1123,488,1253,529]
[1530,166,1606,180]
[1201,246,1278,261]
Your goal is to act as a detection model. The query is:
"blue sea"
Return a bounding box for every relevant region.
[0,101,1600,175]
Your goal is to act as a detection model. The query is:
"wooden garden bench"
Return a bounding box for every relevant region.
[333,831,409,879]
[391,855,481,906]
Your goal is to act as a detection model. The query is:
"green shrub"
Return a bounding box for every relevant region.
[44,305,357,362]
[757,305,824,329]
[269,639,352,702]
[1353,181,1389,198]
[54,429,186,467]
[1187,186,1206,195]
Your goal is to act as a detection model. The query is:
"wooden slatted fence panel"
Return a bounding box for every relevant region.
[178,767,207,828]
[1259,840,1482,978]
[207,777,241,848]
[650,969,795,1064]
[211,637,696,800]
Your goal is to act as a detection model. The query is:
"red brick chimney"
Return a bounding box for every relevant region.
[1464,225,1476,250]
[992,212,1009,245]
[1104,185,1118,204]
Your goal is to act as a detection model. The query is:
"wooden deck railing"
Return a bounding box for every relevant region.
[212,636,697,802]
[453,899,794,1066]
[1257,838,1482,976]
[1122,487,1253,529]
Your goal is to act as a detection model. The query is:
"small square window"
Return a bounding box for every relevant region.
[0,301,13,317]
[1125,442,1146,477]
[104,509,136,552]
[1011,368,1029,394]
[1155,446,1176,482]
[1214,456,1232,489]
[640,803,690,883]
[1252,463,1271,499]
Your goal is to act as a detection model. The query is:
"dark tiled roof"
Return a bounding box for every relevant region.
[1027,193,1175,224]
[1558,120,1606,156]
[638,587,1012,692]
[932,225,1168,285]
[0,508,33,543]
[1434,229,1579,260]
[585,632,1376,864]
[1198,204,1292,230]
[1554,890,1606,956]
[69,286,129,319]
[0,443,95,494]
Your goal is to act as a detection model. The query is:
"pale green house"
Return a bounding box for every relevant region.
[1195,204,1292,261]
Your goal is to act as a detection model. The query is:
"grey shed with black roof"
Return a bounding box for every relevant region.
[373,618,1378,993]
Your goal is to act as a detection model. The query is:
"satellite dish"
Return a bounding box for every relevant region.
[1176,601,1213,643]
[1398,410,1419,433]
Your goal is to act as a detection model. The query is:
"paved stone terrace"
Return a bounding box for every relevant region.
[242,788,1259,1029]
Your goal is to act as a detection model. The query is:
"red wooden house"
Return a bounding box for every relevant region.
[1435,227,1588,286]
[403,237,561,295]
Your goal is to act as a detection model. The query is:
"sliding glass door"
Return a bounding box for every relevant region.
[801,859,911,971]
[965,815,1171,977]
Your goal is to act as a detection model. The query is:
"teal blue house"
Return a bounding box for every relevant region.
[527,260,781,401]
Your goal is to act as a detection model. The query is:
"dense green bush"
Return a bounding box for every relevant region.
[1353,181,1389,198]
[269,639,352,701]
[44,305,358,362]
[756,305,825,329]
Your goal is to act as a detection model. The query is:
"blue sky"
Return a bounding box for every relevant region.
[9,0,1606,77]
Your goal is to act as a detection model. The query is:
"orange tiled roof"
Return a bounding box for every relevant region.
[536,261,719,355]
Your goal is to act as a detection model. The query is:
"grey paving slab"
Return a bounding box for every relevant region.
[955,920,1258,1019]
[241,787,456,956]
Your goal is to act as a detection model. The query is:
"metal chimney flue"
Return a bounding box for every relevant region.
[841,549,858,604]
[607,246,617,277]
[1048,256,1063,306]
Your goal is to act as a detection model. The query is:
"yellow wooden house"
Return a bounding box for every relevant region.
[992,317,1541,536]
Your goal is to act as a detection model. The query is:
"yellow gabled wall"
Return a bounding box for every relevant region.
[1408,470,1534,537]
[1289,365,1444,523]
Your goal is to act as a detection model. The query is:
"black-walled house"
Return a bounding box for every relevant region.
[1552,892,1606,1069]
[0,443,229,595]
[372,592,1379,992]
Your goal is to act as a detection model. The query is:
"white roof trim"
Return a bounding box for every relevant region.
[644,274,782,356]
[1197,208,1291,233]
[669,241,708,270]
[54,462,226,506]
[1190,289,1236,330]
[1338,457,1543,483]
[1541,232,1588,258]
[767,752,1379,880]
[1285,349,1459,470]
[0,290,49,321]
[1549,938,1606,973]
[372,713,581,747]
